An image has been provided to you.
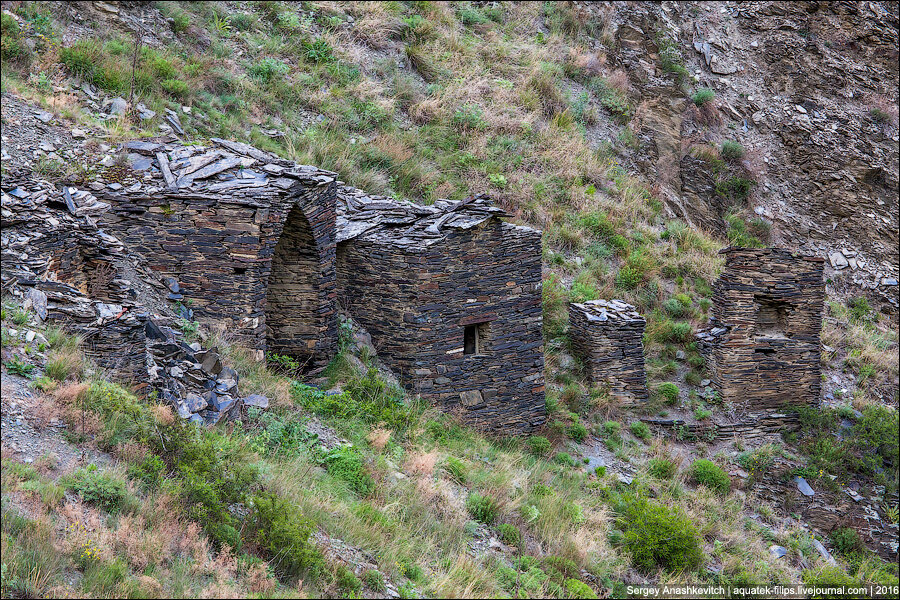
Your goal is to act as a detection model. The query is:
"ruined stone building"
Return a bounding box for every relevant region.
[697,248,825,410]
[336,187,545,433]
[65,138,546,433]
[568,299,648,403]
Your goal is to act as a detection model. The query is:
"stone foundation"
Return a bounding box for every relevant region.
[569,299,648,403]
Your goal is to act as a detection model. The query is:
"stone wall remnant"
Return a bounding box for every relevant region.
[568,299,648,403]
[697,247,825,410]
[91,138,339,370]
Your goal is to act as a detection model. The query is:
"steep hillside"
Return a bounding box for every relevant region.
[2,1,898,598]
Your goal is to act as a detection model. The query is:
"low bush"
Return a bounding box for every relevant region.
[689,459,730,494]
[466,492,500,524]
[565,578,598,599]
[443,456,467,483]
[614,493,703,572]
[554,452,578,467]
[648,457,677,479]
[567,422,588,443]
[657,382,680,404]
[248,492,323,579]
[497,523,522,547]
[323,445,375,497]
[630,421,651,440]
[63,466,134,514]
[527,435,552,457]
[720,140,746,161]
[830,527,864,556]
[691,88,715,106]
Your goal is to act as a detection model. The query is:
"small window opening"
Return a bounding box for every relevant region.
[464,322,490,355]
[754,294,791,339]
[754,347,776,354]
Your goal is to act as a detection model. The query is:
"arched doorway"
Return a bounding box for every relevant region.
[265,206,322,368]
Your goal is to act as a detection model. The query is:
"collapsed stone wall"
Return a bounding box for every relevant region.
[336,194,545,434]
[697,247,825,410]
[91,139,338,369]
[569,300,648,403]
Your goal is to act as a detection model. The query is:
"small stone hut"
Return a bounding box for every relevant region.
[569,299,648,403]
[336,186,545,434]
[697,247,825,410]
[92,139,339,370]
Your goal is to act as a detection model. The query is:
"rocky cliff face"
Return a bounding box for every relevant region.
[584,0,899,314]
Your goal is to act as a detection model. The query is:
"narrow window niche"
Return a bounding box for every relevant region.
[463,322,490,355]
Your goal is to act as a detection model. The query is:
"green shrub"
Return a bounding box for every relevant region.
[614,494,703,572]
[127,454,166,489]
[466,492,499,524]
[801,565,859,594]
[657,382,680,404]
[554,452,578,467]
[249,57,290,82]
[59,40,103,79]
[336,565,362,594]
[1,13,27,61]
[302,38,333,62]
[323,446,374,496]
[527,435,552,457]
[363,569,386,592]
[565,578,598,599]
[630,421,651,440]
[853,405,898,478]
[653,320,693,344]
[171,10,190,33]
[248,493,322,578]
[497,523,522,547]
[648,457,677,479]
[717,177,756,204]
[160,78,189,99]
[567,422,588,443]
[64,466,134,513]
[615,265,644,290]
[830,527,863,556]
[720,140,745,161]
[443,456,467,484]
[691,88,715,106]
[662,298,687,317]
[451,104,487,130]
[689,459,730,494]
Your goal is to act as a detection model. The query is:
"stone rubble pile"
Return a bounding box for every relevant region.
[1,175,269,424]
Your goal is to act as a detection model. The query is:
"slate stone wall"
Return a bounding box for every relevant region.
[568,300,648,403]
[95,177,338,368]
[702,248,825,410]
[337,219,545,434]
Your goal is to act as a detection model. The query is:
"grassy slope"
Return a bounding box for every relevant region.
[2,1,898,598]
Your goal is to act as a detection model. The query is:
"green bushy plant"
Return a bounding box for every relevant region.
[689,459,730,494]
[527,435,552,457]
[248,492,323,578]
[323,445,375,496]
[630,421,651,440]
[565,578,598,599]
[614,493,703,572]
[720,140,745,161]
[497,523,522,547]
[64,466,134,514]
[568,422,588,443]
[691,88,715,106]
[657,382,680,404]
[648,457,677,479]
[466,492,500,524]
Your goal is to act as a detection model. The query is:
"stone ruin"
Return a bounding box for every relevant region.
[697,247,825,410]
[336,186,545,433]
[0,175,269,424]
[568,299,648,403]
[1,137,545,434]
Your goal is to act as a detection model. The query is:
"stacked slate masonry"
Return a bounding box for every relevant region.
[336,187,545,434]
[79,138,545,433]
[697,247,825,410]
[568,299,648,403]
[93,139,339,371]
